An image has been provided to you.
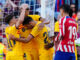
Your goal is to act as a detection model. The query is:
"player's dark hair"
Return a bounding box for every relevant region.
[23,16,33,25]
[60,4,72,17]
[5,11,19,24]
[5,13,14,24]
[69,8,73,17]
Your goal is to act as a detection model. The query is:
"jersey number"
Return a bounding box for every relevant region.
[43,32,48,43]
[68,26,76,39]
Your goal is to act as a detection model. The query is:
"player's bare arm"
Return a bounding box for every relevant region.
[7,0,17,8]
[9,24,44,43]
[15,4,29,28]
[9,26,44,43]
[44,43,54,50]
[9,34,34,43]
[38,23,44,30]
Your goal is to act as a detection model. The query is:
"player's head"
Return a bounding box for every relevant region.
[5,13,18,26]
[60,4,71,17]
[23,16,35,29]
[20,4,29,16]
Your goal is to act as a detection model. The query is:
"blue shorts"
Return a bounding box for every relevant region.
[54,51,75,60]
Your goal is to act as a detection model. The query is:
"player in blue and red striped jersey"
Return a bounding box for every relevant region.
[54,4,77,60]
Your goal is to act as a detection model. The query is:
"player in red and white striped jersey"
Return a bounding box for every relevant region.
[54,4,77,60]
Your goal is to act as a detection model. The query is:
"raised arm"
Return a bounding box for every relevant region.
[5,0,17,8]
[8,0,17,8]
[15,4,29,28]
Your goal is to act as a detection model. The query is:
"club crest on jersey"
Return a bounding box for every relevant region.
[22,28,25,32]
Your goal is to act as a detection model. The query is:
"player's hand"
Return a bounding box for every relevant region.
[9,34,15,40]
[20,4,29,10]
[44,44,50,50]
[38,23,44,31]
[44,43,54,50]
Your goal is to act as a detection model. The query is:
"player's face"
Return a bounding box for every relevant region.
[25,8,30,16]
[60,9,64,17]
[10,17,18,26]
[70,5,75,12]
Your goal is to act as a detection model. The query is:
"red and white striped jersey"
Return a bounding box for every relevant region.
[55,16,77,53]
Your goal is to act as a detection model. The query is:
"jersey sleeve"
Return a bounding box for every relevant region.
[55,17,66,41]
[30,22,42,37]
[30,24,40,37]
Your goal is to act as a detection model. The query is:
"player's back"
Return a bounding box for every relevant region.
[58,16,77,53]
[62,16,77,45]
[31,21,51,50]
[31,21,54,60]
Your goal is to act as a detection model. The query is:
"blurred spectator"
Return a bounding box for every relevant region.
[0,0,6,7]
[70,3,77,19]
[0,39,7,60]
[0,9,3,21]
[3,0,19,20]
[11,0,20,6]
[76,10,80,21]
